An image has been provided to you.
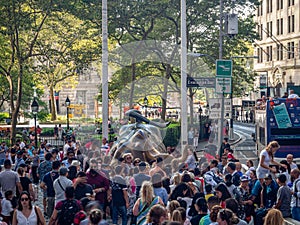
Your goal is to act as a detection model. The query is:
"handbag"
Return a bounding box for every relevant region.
[34,206,44,225]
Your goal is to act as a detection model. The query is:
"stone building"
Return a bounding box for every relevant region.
[254,0,300,98]
[43,65,101,119]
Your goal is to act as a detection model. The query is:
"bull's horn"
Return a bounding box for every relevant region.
[125,109,170,128]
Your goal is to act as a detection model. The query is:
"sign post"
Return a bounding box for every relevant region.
[215,59,232,151]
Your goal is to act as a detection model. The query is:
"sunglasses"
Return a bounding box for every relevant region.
[21,197,29,202]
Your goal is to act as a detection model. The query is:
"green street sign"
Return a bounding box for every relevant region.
[216,60,232,77]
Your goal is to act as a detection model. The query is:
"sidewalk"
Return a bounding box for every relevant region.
[196,132,241,152]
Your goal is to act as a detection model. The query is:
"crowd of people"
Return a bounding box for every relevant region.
[0,130,299,225]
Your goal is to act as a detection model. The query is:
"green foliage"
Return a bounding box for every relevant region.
[40,128,54,136]
[0,112,9,123]
[163,125,180,147]
[103,0,259,113]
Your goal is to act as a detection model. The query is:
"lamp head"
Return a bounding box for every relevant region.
[31,99,39,114]
[143,96,148,105]
[65,96,71,107]
[198,106,203,113]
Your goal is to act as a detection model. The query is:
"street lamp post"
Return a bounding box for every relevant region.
[198,106,203,142]
[31,98,39,148]
[65,96,71,130]
[144,97,148,118]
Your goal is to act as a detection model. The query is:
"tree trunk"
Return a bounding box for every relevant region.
[49,85,57,121]
[10,62,23,144]
[7,76,15,145]
[129,62,136,108]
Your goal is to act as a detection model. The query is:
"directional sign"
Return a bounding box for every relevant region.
[215,77,232,94]
[186,77,216,88]
[209,112,232,119]
[216,60,232,77]
[208,98,232,119]
[209,98,232,113]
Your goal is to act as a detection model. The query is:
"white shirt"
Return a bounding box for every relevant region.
[290,162,298,170]
[63,143,72,155]
[257,149,270,175]
[16,208,38,225]
[288,93,299,98]
[1,198,13,216]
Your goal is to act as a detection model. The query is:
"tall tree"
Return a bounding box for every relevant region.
[32,11,100,120]
[0,0,56,143]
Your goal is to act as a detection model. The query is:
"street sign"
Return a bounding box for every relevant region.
[216,60,232,77]
[209,112,232,119]
[209,98,231,113]
[215,77,232,94]
[186,77,216,88]
[208,98,232,119]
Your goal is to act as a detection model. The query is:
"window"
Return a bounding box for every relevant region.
[267,46,273,61]
[257,1,263,16]
[280,18,283,35]
[288,16,291,33]
[291,15,295,32]
[258,24,263,40]
[266,0,273,13]
[257,47,263,63]
[277,0,283,9]
[276,19,279,35]
[269,21,272,36]
[277,44,283,60]
[288,0,295,7]
[267,0,270,13]
[287,42,295,59]
[288,15,294,33]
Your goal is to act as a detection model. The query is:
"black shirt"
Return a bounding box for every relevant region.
[111,175,127,206]
[74,183,93,200]
[190,214,207,225]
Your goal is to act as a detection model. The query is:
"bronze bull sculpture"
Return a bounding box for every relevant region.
[110,109,171,166]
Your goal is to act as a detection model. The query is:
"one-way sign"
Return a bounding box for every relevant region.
[187,77,216,88]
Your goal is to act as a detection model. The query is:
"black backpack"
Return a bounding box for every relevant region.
[57,199,80,225]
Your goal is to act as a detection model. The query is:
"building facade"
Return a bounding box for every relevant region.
[43,64,101,118]
[254,0,300,98]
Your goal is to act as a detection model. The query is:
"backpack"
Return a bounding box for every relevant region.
[57,199,80,225]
